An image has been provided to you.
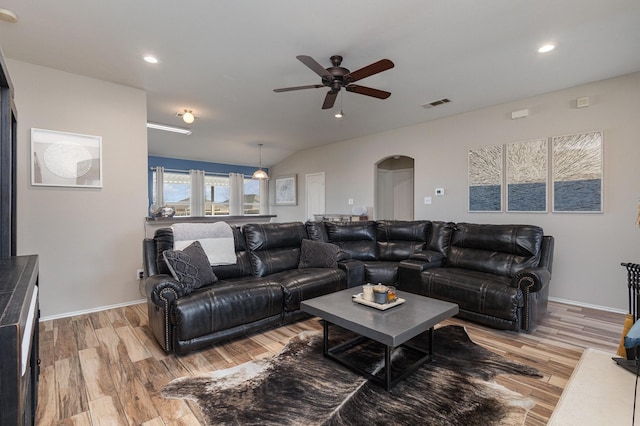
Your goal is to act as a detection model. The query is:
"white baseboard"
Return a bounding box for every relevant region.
[549,296,626,315]
[40,298,146,322]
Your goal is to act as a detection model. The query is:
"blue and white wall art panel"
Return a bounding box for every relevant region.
[506,138,548,212]
[468,145,503,212]
[552,130,603,213]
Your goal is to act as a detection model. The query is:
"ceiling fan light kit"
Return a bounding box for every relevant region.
[274,55,394,110]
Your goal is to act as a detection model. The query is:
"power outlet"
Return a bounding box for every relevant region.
[136,269,144,280]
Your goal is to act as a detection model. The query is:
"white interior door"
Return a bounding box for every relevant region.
[376,168,413,220]
[376,169,394,220]
[393,168,414,220]
[305,172,325,221]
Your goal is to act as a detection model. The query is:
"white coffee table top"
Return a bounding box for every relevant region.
[301,288,459,347]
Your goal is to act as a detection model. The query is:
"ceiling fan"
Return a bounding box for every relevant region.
[274,55,394,109]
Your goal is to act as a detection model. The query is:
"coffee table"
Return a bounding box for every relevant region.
[300,288,459,390]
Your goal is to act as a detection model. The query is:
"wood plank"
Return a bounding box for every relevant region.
[54,356,88,418]
[57,411,92,426]
[114,324,152,362]
[35,364,58,426]
[124,304,148,327]
[88,309,113,330]
[88,395,128,426]
[135,357,193,422]
[78,347,116,401]
[72,316,100,350]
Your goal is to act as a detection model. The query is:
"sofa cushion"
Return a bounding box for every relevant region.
[276,268,347,311]
[426,221,456,256]
[305,221,329,242]
[363,261,400,286]
[298,239,340,269]
[173,280,283,340]
[447,223,543,277]
[244,222,308,277]
[420,268,524,322]
[325,221,377,261]
[163,241,218,294]
[375,220,430,261]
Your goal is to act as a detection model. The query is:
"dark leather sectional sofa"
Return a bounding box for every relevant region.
[142,220,554,354]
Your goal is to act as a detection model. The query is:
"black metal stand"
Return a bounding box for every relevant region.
[322,321,433,390]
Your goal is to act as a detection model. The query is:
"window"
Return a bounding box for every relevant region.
[155,171,191,216]
[244,178,260,214]
[205,175,230,215]
[151,168,266,217]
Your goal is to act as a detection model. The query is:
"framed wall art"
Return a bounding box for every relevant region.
[275,174,297,206]
[468,145,503,212]
[552,130,603,213]
[506,138,548,212]
[31,128,102,188]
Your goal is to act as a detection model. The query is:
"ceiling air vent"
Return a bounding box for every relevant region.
[421,98,451,109]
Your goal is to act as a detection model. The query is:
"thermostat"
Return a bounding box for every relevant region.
[435,188,445,196]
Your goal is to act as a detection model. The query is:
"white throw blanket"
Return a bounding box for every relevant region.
[172,222,236,266]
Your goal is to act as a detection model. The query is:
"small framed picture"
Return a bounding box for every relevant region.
[275,174,297,206]
[31,128,102,188]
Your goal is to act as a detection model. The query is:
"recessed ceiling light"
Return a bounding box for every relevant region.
[143,55,159,64]
[538,44,556,53]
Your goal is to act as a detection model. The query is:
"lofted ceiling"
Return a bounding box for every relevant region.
[0,1,639,169]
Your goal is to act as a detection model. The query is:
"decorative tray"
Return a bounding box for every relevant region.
[352,293,406,310]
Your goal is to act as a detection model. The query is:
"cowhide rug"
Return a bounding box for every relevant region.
[162,325,541,425]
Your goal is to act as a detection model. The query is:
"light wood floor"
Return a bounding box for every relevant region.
[35,301,625,426]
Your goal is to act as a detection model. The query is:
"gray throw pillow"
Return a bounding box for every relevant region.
[163,241,218,294]
[298,239,340,269]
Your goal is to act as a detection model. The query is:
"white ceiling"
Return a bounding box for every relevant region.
[1,1,639,169]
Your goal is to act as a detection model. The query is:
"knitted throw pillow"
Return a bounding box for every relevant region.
[298,239,340,269]
[163,241,218,294]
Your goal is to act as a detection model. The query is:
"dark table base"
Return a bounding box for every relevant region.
[322,321,434,390]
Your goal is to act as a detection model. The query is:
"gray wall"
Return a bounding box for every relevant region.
[271,71,640,312]
[9,60,148,318]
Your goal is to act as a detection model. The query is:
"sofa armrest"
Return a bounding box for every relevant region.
[511,268,551,293]
[145,274,186,306]
[338,259,365,288]
[398,253,446,294]
[408,250,445,264]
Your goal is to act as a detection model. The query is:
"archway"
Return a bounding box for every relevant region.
[375,155,415,220]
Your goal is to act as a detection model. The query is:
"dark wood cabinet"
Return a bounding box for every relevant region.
[0,255,39,426]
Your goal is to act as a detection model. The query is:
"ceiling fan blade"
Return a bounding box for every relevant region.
[273,84,324,93]
[345,85,391,99]
[345,59,394,83]
[297,55,332,78]
[322,91,338,109]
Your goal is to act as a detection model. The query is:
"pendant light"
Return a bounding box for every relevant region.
[252,143,269,180]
